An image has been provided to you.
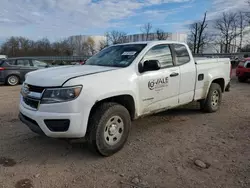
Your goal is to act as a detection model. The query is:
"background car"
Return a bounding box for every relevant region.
[0,58,49,86]
[236,58,250,82]
[0,55,7,60]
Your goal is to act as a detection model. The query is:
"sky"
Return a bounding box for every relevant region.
[0,0,249,42]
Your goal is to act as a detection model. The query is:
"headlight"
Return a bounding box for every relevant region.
[41,86,82,104]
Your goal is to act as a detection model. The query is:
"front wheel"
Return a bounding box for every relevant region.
[200,83,222,113]
[86,102,131,156]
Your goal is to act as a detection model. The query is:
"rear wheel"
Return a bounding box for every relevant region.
[6,75,19,86]
[200,83,222,113]
[86,102,131,156]
[238,76,247,83]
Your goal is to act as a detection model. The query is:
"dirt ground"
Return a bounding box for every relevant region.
[0,76,249,188]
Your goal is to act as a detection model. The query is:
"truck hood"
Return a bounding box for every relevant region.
[25,65,119,87]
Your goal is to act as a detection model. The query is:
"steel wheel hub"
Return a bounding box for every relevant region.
[104,116,124,146]
[211,90,219,107]
[8,76,18,85]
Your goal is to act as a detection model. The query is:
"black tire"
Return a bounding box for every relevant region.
[6,75,19,86]
[86,102,131,156]
[238,76,247,83]
[200,83,222,113]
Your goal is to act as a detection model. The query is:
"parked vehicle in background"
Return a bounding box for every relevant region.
[236,58,250,82]
[0,58,49,86]
[19,41,231,156]
[0,55,7,60]
[79,60,85,65]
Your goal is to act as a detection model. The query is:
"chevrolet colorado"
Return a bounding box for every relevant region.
[19,41,231,156]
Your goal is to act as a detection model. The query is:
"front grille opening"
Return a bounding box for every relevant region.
[21,113,39,126]
[44,119,70,132]
[28,85,45,93]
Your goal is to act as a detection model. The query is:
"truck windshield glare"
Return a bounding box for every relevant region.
[85,44,147,67]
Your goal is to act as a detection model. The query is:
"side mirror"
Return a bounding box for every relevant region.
[138,60,161,73]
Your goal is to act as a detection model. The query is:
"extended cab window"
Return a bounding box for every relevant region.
[173,44,190,65]
[142,44,173,68]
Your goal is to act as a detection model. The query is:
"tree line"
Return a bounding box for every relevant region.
[0,23,170,57]
[0,36,98,57]
[2,2,250,57]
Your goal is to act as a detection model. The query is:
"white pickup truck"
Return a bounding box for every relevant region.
[19,41,231,156]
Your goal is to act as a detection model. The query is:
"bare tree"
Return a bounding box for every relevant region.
[188,23,198,53]
[35,38,51,55]
[52,40,72,55]
[7,37,19,56]
[214,12,240,53]
[83,37,96,56]
[237,12,248,51]
[68,35,85,55]
[106,31,128,45]
[155,29,169,40]
[197,12,208,53]
[188,12,208,54]
[99,39,108,51]
[141,23,153,41]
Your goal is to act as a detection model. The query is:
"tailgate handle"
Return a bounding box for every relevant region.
[170,72,179,77]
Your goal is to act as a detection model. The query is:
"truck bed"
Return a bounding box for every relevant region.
[194,57,230,64]
[194,57,231,101]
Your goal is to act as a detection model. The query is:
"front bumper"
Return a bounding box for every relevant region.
[19,113,45,135]
[19,100,89,138]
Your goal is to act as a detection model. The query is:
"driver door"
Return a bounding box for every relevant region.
[138,44,180,115]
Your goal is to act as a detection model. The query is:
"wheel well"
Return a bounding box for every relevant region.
[212,78,225,92]
[90,95,136,120]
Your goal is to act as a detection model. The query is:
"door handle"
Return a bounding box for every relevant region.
[170,72,179,77]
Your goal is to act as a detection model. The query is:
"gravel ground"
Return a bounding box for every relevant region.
[0,76,249,188]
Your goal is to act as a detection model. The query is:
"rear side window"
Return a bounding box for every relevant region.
[173,44,190,65]
[17,59,31,67]
[5,60,16,66]
[142,44,173,68]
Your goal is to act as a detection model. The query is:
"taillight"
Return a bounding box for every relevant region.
[0,67,5,71]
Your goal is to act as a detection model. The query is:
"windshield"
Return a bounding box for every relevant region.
[85,44,147,67]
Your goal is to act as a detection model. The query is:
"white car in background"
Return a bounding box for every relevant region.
[0,55,7,60]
